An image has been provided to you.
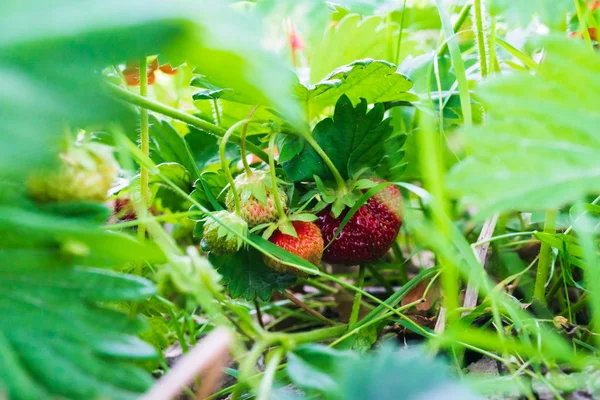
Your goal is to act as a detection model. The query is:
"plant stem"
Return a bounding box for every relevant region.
[437,2,472,56]
[395,0,408,64]
[436,0,472,126]
[138,56,149,242]
[257,348,283,400]
[268,134,286,221]
[533,209,558,304]
[349,265,366,327]
[300,132,346,191]
[211,99,221,126]
[254,299,266,330]
[240,105,260,176]
[107,83,269,162]
[282,324,347,345]
[472,231,536,248]
[488,17,499,74]
[331,298,425,347]
[282,290,336,326]
[221,120,250,216]
[473,0,488,78]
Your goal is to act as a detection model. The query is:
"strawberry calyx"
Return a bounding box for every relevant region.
[252,212,318,240]
[226,169,290,227]
[305,176,396,219]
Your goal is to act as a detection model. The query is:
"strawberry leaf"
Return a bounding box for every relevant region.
[309,14,418,83]
[149,116,200,180]
[0,264,156,400]
[299,59,417,119]
[288,344,479,400]
[0,201,159,400]
[447,37,600,217]
[210,247,297,301]
[283,95,399,182]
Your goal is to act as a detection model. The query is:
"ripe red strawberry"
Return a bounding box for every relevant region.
[316,182,403,265]
[264,221,324,276]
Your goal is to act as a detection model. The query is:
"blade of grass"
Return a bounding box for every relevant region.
[533,209,558,304]
[435,0,472,126]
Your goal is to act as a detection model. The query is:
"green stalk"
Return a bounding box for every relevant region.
[221,120,250,216]
[533,209,558,304]
[257,348,284,400]
[473,0,488,78]
[280,324,347,345]
[240,105,260,176]
[349,265,366,327]
[496,38,539,71]
[300,132,346,191]
[282,290,336,327]
[211,98,222,126]
[437,3,472,57]
[268,134,286,221]
[331,298,426,347]
[488,17,499,74]
[436,0,472,127]
[107,83,269,162]
[138,56,149,242]
[395,0,408,64]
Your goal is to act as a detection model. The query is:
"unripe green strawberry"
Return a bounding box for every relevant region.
[264,221,323,277]
[201,210,248,255]
[27,142,118,203]
[226,170,288,227]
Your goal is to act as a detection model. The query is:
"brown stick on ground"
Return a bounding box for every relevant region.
[434,215,499,333]
[462,214,499,316]
[142,327,234,400]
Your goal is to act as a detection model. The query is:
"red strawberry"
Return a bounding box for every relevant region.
[316,182,403,265]
[264,221,324,276]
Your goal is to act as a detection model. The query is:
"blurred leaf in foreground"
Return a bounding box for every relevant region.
[0,264,156,400]
[287,343,480,400]
[447,37,600,217]
[0,0,300,178]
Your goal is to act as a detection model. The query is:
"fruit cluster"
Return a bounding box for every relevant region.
[201,165,403,276]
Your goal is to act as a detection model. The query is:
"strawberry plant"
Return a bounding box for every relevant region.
[5,1,600,399]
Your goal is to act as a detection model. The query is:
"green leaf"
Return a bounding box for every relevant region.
[0,264,156,400]
[209,247,297,301]
[489,0,572,29]
[190,171,229,212]
[149,116,199,180]
[300,59,417,118]
[447,37,600,217]
[0,206,167,267]
[185,126,241,171]
[191,76,231,100]
[283,95,396,182]
[0,0,302,179]
[35,202,112,224]
[288,344,479,400]
[287,345,357,398]
[192,97,285,135]
[310,14,406,83]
